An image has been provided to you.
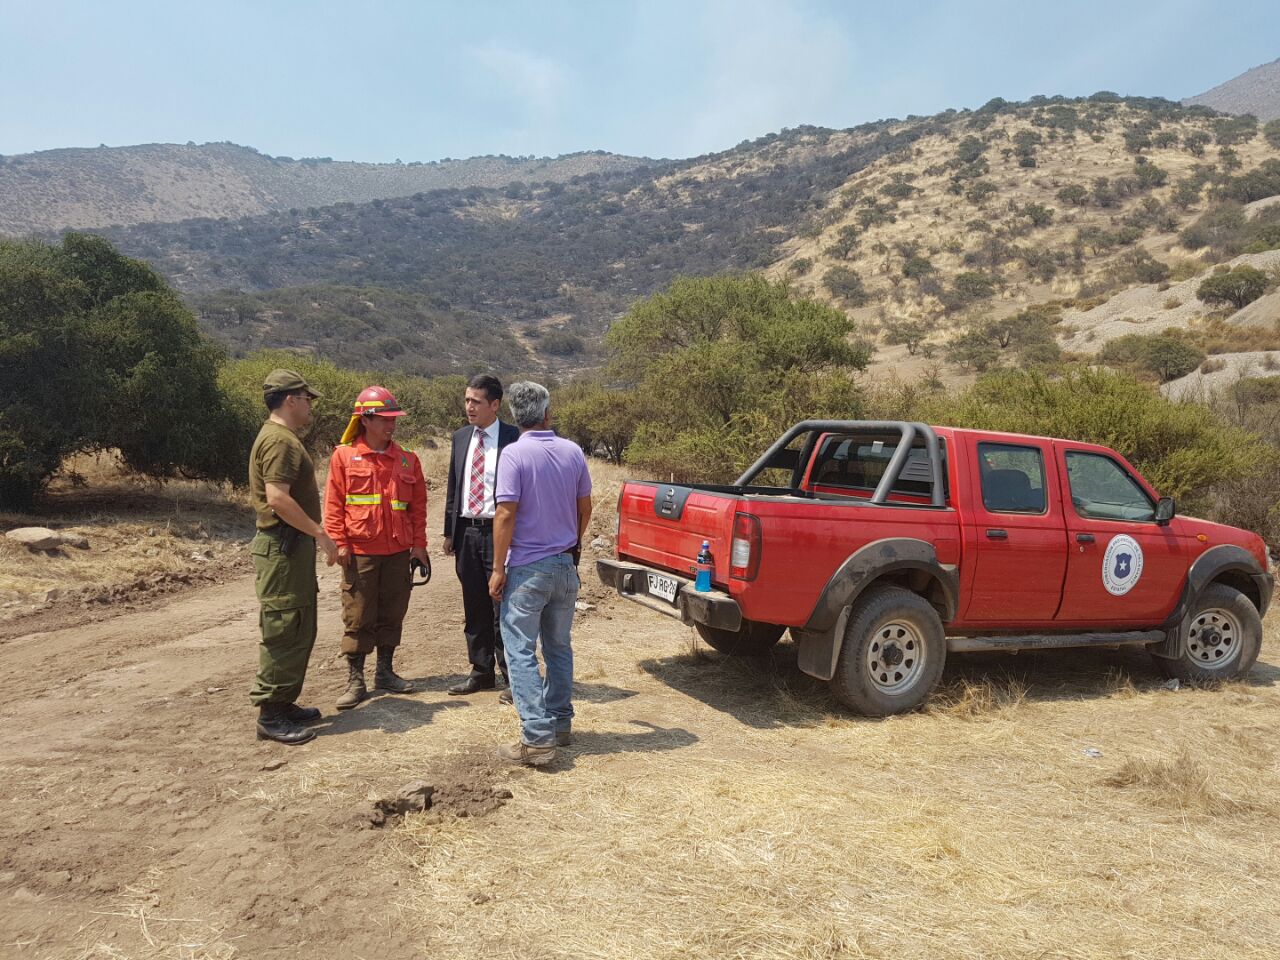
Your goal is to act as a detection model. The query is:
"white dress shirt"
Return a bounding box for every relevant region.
[461,420,500,519]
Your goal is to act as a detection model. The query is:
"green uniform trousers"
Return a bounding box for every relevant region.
[340,550,412,655]
[249,530,319,705]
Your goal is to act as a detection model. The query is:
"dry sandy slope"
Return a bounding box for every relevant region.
[1,544,1278,959]
[1060,249,1280,353]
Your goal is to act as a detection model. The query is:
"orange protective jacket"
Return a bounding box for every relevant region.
[324,437,427,555]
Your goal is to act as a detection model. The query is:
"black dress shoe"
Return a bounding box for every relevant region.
[282,703,322,725]
[448,674,496,695]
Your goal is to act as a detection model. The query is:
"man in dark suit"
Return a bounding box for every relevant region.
[443,374,521,694]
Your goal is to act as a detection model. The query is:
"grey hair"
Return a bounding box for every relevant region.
[507,380,551,428]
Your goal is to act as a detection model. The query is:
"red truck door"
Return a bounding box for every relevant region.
[1054,445,1186,625]
[960,438,1068,623]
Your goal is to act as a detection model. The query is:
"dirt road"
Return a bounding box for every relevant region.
[3,552,1280,960]
[0,555,554,959]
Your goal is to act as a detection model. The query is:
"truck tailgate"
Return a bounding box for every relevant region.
[617,482,740,583]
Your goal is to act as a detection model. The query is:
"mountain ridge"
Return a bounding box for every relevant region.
[0,141,658,235]
[1184,57,1280,121]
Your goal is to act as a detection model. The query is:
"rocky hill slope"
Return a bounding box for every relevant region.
[0,142,654,235]
[85,95,1280,379]
[1185,58,1280,121]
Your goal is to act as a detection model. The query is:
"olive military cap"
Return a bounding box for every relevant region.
[263,369,321,398]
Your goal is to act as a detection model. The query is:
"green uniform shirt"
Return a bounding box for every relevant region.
[249,421,321,530]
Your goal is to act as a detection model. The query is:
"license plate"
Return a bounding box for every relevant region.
[646,572,678,604]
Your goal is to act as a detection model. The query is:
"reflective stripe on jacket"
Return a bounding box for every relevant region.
[324,438,427,555]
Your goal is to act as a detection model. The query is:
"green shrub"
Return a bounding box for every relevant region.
[823,266,871,306]
[0,234,250,507]
[606,275,871,482]
[1197,265,1268,310]
[914,369,1262,502]
[1265,119,1280,149]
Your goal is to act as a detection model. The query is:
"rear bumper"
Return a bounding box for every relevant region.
[596,558,742,632]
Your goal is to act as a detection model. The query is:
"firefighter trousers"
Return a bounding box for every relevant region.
[340,550,412,655]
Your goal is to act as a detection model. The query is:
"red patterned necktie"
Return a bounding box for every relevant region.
[467,429,486,514]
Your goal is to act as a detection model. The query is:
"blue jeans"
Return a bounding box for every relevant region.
[500,553,578,746]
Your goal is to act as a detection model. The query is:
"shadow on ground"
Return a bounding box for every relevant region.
[317,695,469,736]
[640,638,1279,730]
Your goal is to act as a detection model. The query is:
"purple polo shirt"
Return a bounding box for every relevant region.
[495,430,592,568]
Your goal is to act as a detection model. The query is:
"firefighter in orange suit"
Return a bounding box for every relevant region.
[324,386,429,709]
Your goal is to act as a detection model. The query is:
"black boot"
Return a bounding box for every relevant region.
[336,653,367,710]
[282,703,321,724]
[374,647,414,693]
[256,703,317,745]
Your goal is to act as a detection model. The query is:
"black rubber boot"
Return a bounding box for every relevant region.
[282,703,321,725]
[374,647,414,693]
[335,653,367,710]
[256,703,317,745]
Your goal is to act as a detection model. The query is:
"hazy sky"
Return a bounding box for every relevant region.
[2,0,1276,162]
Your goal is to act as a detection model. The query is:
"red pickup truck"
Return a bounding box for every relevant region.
[597,421,1274,715]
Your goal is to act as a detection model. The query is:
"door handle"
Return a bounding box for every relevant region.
[1076,533,1095,544]
[986,529,1008,539]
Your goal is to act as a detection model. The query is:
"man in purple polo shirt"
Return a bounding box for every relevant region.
[488,381,593,766]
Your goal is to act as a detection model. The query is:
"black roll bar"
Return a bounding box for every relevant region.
[733,420,945,507]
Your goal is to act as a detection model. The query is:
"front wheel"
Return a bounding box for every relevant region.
[830,586,946,716]
[695,620,785,656]
[1155,583,1262,683]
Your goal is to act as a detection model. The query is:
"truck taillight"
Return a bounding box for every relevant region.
[730,512,761,581]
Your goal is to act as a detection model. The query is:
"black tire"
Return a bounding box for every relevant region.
[1155,583,1262,683]
[695,620,785,656]
[830,586,946,716]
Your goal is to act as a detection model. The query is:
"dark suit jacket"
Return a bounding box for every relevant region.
[443,420,521,551]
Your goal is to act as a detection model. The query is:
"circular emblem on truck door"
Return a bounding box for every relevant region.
[1102,534,1144,596]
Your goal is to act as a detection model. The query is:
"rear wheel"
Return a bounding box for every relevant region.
[830,586,946,716]
[1155,583,1261,683]
[695,620,785,656]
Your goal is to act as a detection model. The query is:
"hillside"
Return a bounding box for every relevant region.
[1185,58,1280,121]
[93,95,1280,379]
[0,142,655,235]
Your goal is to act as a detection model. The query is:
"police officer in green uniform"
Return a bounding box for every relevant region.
[248,370,339,745]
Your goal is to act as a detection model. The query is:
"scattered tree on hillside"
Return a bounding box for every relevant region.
[1133,157,1168,190]
[1197,265,1267,310]
[882,318,931,354]
[1022,202,1054,227]
[950,271,998,305]
[826,225,861,260]
[945,328,1000,371]
[954,137,987,165]
[1214,115,1258,146]
[1056,184,1089,206]
[1265,119,1280,150]
[823,266,870,306]
[1183,130,1211,156]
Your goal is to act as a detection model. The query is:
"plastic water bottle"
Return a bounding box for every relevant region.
[695,540,713,592]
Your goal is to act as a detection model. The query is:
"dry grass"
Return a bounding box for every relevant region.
[376,614,1280,959]
[0,452,250,612]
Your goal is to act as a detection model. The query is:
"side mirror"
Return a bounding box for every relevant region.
[1155,497,1176,525]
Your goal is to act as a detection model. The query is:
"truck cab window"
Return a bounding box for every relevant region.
[1065,452,1155,521]
[978,443,1047,514]
[810,434,946,500]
